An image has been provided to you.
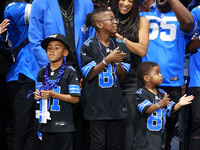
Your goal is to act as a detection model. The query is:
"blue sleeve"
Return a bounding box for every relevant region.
[68,70,81,97]
[134,89,152,116]
[166,101,175,117]
[180,8,197,38]
[28,0,49,68]
[81,40,97,79]
[5,2,30,26]
[191,6,200,34]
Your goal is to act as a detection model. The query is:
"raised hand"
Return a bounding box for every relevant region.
[159,93,171,107]
[0,19,10,35]
[179,94,194,106]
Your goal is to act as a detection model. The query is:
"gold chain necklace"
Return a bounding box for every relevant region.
[120,17,130,24]
[60,1,73,19]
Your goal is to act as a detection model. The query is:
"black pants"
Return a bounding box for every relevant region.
[189,87,200,150]
[89,120,122,150]
[7,80,39,150]
[41,132,73,150]
[121,93,137,150]
[160,86,183,150]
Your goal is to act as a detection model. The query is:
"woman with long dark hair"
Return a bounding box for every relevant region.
[111,0,149,149]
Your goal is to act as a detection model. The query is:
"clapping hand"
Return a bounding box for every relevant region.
[106,47,126,63]
[159,93,171,107]
[179,94,194,106]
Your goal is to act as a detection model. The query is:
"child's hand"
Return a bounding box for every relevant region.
[179,94,194,106]
[105,47,126,63]
[159,93,171,107]
[41,90,53,100]
[115,51,126,63]
[34,89,41,100]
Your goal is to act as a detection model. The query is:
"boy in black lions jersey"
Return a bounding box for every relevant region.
[34,34,81,150]
[131,61,194,150]
[81,8,130,149]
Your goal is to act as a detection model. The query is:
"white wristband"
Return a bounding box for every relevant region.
[157,103,161,109]
[102,60,108,65]
[122,37,127,43]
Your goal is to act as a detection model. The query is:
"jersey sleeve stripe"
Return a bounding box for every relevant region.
[121,62,130,72]
[81,61,97,78]
[68,85,81,94]
[68,66,76,71]
[166,101,175,117]
[138,99,152,113]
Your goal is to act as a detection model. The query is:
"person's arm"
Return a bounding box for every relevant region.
[173,94,194,112]
[168,0,194,32]
[145,93,171,115]
[41,90,79,104]
[115,63,126,80]
[186,36,200,53]
[185,6,200,53]
[115,17,149,57]
[28,0,49,68]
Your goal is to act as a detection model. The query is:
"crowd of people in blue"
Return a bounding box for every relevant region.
[0,0,200,150]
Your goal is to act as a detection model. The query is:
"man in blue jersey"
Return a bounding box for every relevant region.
[4,0,39,150]
[29,0,94,77]
[186,5,200,150]
[140,0,196,149]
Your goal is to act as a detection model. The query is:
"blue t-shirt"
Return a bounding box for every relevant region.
[140,10,196,87]
[5,2,38,82]
[189,6,200,87]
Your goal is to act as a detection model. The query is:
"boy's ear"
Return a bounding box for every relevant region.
[63,49,69,57]
[96,21,103,29]
[144,75,150,82]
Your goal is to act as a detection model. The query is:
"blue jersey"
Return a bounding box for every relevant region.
[141,10,196,87]
[4,2,38,82]
[189,6,200,87]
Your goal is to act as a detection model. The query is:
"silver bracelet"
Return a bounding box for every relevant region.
[122,37,127,43]
[102,60,108,65]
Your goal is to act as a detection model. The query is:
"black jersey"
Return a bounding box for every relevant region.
[81,36,130,120]
[36,64,81,133]
[132,88,176,150]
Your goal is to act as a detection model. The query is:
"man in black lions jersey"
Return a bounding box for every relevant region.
[35,34,81,150]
